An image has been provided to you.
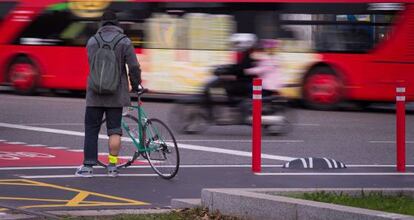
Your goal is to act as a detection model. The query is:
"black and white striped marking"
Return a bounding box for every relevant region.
[283,157,346,169]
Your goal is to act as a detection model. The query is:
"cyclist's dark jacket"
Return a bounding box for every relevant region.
[86,25,141,107]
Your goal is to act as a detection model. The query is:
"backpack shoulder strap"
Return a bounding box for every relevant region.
[94,33,106,48]
[108,33,126,50]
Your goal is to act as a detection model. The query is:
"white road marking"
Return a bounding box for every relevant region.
[4,142,26,145]
[0,164,414,171]
[0,164,285,170]
[47,147,67,150]
[68,149,83,152]
[309,157,313,169]
[178,139,304,143]
[20,174,159,179]
[178,143,295,161]
[255,172,414,176]
[369,141,414,144]
[346,164,414,168]
[0,139,6,142]
[25,123,83,126]
[0,122,296,162]
[26,144,47,147]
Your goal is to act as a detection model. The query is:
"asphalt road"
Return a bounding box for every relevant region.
[0,92,414,213]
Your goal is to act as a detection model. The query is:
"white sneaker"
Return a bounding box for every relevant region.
[75,165,93,177]
[107,164,119,177]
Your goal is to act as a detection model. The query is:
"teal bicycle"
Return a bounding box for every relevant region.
[98,88,180,179]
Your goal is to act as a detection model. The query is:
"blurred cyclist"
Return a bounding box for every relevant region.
[203,33,257,118]
[76,11,141,177]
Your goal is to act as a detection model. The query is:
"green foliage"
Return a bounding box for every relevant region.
[292,191,414,216]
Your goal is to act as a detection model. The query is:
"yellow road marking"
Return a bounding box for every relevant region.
[0,179,35,186]
[0,197,69,203]
[0,197,102,204]
[66,191,89,206]
[21,179,148,204]
[0,208,8,212]
[0,183,37,186]
[0,179,149,208]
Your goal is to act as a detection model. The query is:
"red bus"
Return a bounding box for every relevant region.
[0,0,413,109]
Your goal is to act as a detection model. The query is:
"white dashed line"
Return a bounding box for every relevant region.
[26,144,47,147]
[68,149,83,152]
[0,139,6,142]
[4,142,26,145]
[47,147,68,150]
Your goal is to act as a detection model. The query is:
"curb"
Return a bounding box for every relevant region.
[173,188,414,220]
[171,199,201,209]
[47,209,171,217]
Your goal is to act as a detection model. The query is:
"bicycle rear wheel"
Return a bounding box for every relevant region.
[143,118,179,179]
[98,114,141,168]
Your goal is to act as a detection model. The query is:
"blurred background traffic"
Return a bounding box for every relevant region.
[0,0,412,111]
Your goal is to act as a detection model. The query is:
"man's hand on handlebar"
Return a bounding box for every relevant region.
[135,84,149,96]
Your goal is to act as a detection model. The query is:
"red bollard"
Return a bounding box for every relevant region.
[396,86,406,172]
[252,78,262,173]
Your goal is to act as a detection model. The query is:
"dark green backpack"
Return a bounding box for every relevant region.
[88,33,125,95]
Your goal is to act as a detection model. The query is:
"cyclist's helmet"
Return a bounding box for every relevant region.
[230,33,257,51]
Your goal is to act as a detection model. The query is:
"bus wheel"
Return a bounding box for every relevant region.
[303,67,343,110]
[8,58,39,95]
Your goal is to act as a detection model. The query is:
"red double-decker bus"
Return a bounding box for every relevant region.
[0,0,413,109]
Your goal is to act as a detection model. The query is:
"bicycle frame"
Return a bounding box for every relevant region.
[121,95,164,155]
[121,97,147,152]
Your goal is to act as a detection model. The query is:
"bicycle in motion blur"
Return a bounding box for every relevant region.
[169,66,294,135]
[99,88,180,179]
[170,35,294,135]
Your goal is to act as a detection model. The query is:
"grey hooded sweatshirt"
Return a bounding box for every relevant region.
[86,25,141,107]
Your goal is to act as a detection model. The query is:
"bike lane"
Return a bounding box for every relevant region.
[0,141,153,213]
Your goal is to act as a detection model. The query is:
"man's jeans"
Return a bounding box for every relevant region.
[83,107,122,166]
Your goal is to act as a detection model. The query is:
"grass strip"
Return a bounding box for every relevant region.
[290,191,414,216]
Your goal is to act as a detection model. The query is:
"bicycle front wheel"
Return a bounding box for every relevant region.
[143,118,180,179]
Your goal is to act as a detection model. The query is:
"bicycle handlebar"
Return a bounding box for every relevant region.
[135,86,149,97]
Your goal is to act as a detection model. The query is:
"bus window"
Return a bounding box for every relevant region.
[280,12,398,53]
[14,2,151,47]
[0,2,17,22]
[145,12,234,50]
[14,8,99,46]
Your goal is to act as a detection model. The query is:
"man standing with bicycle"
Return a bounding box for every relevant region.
[76,11,141,177]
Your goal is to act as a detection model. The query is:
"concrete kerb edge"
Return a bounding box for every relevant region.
[46,208,171,217]
[200,188,414,220]
[171,198,201,209]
